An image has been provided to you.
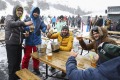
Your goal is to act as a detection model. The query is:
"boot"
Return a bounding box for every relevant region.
[33,68,40,75]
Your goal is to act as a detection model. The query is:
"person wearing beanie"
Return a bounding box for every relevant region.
[76,26,117,64]
[47,25,73,51]
[47,25,73,76]
[66,43,120,80]
[5,5,33,80]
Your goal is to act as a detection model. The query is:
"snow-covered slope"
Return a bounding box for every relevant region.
[0,0,75,18]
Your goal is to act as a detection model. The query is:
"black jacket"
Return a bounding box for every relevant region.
[5,5,25,45]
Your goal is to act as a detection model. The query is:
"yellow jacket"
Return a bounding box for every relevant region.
[49,32,73,51]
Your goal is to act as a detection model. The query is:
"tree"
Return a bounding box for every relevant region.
[0,0,7,10]
[24,1,33,14]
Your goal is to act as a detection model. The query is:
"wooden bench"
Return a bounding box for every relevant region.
[16,68,41,80]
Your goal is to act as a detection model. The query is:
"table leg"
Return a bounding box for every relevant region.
[80,49,83,55]
[45,64,48,79]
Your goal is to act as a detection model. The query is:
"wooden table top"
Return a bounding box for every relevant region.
[31,51,95,73]
[108,31,120,35]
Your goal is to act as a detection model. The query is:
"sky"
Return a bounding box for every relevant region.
[45,0,120,12]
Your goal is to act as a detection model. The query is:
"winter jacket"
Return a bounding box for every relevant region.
[79,27,117,53]
[96,18,103,27]
[51,17,56,23]
[5,5,25,45]
[66,56,120,80]
[25,7,47,46]
[49,32,73,51]
[55,21,66,32]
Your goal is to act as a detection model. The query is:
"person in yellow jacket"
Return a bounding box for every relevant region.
[47,25,73,51]
[47,25,73,77]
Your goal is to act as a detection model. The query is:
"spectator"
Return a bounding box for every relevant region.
[5,5,32,80]
[66,42,120,80]
[55,15,66,32]
[86,16,92,32]
[51,16,56,28]
[96,15,103,27]
[71,16,75,28]
[22,7,50,75]
[76,14,81,30]
[77,26,117,64]
[116,19,120,31]
[93,15,98,27]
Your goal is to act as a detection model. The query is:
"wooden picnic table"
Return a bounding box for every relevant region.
[31,51,94,74]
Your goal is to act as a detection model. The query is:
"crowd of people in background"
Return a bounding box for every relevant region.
[32,14,120,32]
[0,16,6,24]
[1,11,120,32]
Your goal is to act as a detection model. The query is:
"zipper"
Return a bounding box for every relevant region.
[9,33,13,40]
[20,32,21,44]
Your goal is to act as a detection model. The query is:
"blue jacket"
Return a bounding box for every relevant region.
[51,17,56,23]
[66,56,120,80]
[24,7,47,46]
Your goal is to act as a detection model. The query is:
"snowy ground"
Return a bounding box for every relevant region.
[0,25,90,80]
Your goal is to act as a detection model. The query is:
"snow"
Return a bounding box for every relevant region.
[0,45,7,61]
[41,7,74,17]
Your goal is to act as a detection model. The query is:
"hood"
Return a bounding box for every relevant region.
[98,42,120,63]
[89,27,108,40]
[30,7,40,20]
[13,5,23,20]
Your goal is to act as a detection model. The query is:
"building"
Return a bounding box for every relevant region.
[106,6,120,22]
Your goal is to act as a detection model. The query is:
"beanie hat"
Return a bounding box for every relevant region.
[61,25,69,31]
[98,42,120,60]
[91,26,99,33]
[59,15,64,20]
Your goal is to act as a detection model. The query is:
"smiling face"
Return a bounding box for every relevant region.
[16,7,23,18]
[33,12,39,18]
[61,29,69,36]
[92,31,100,40]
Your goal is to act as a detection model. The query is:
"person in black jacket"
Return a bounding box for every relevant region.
[5,5,32,80]
[96,15,103,27]
[66,42,120,80]
[116,19,120,31]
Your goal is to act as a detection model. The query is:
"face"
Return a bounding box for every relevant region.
[61,29,69,36]
[16,8,23,18]
[33,12,39,17]
[92,31,100,40]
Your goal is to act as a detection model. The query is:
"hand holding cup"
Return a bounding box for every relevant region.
[70,49,78,58]
[76,33,83,40]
